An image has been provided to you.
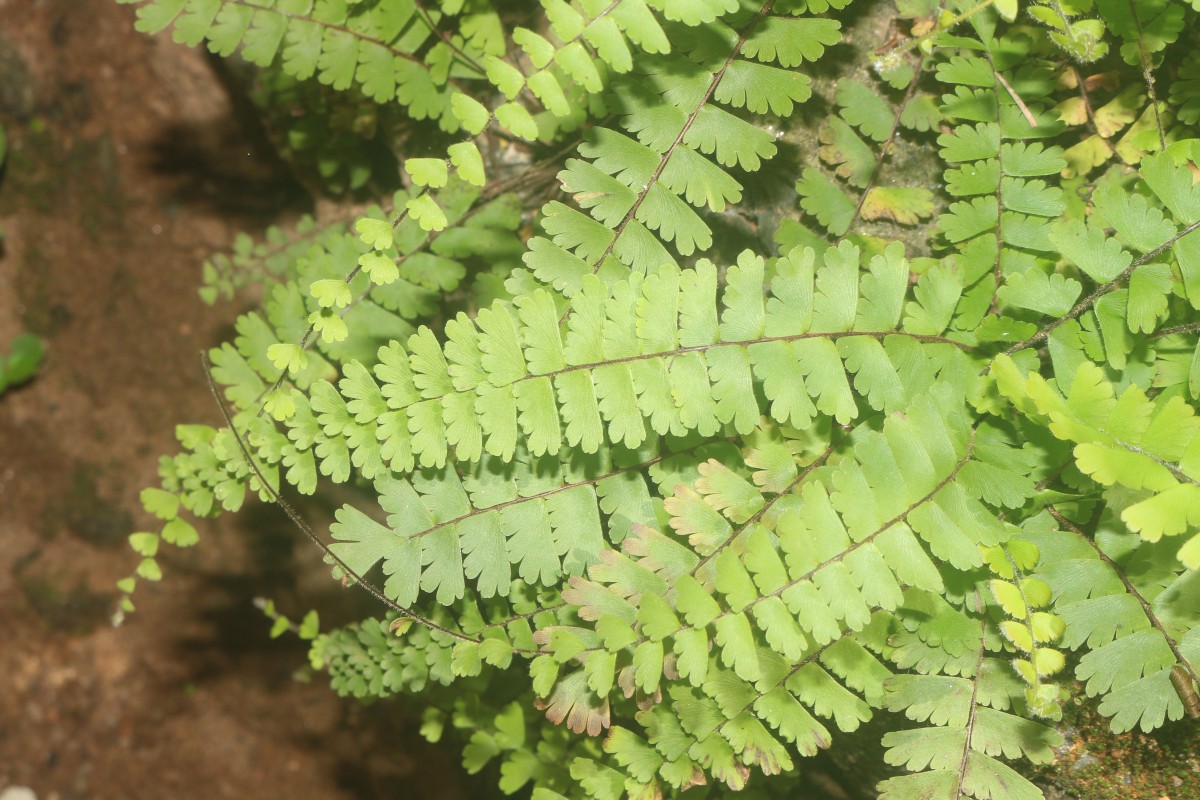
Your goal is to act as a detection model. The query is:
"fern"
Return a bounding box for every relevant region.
[118,0,498,127]
[982,540,1066,719]
[877,596,1061,800]
[112,0,1200,797]
[533,386,1018,783]
[527,3,840,292]
[1028,509,1200,733]
[997,357,1200,567]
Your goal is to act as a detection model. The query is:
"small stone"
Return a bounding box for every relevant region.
[0,787,38,800]
[1070,753,1098,771]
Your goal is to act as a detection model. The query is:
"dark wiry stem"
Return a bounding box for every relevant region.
[1005,218,1200,355]
[1047,507,1199,685]
[204,352,512,651]
[951,600,989,799]
[1126,0,1167,151]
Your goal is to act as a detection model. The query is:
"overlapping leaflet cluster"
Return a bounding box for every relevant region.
[113,0,1200,798]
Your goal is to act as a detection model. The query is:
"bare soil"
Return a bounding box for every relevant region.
[0,2,473,798]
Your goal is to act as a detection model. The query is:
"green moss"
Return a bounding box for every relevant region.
[1034,685,1200,800]
[16,571,111,635]
[42,462,133,548]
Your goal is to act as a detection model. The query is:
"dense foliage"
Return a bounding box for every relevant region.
[114,0,1200,797]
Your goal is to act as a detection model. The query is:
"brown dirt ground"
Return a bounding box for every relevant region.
[0,2,475,798]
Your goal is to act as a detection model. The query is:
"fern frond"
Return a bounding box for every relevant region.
[332,244,970,484]
[1029,151,1200,369]
[326,440,666,604]
[314,611,462,697]
[458,0,681,141]
[1030,509,1200,733]
[932,33,1070,341]
[524,3,839,292]
[995,356,1200,567]
[878,604,1061,800]
[118,0,490,127]
[982,538,1066,719]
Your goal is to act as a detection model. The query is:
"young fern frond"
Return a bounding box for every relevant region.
[878,597,1062,800]
[983,540,1067,720]
[1034,509,1200,734]
[995,356,1200,567]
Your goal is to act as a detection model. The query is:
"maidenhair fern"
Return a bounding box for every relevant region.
[113,0,1200,797]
